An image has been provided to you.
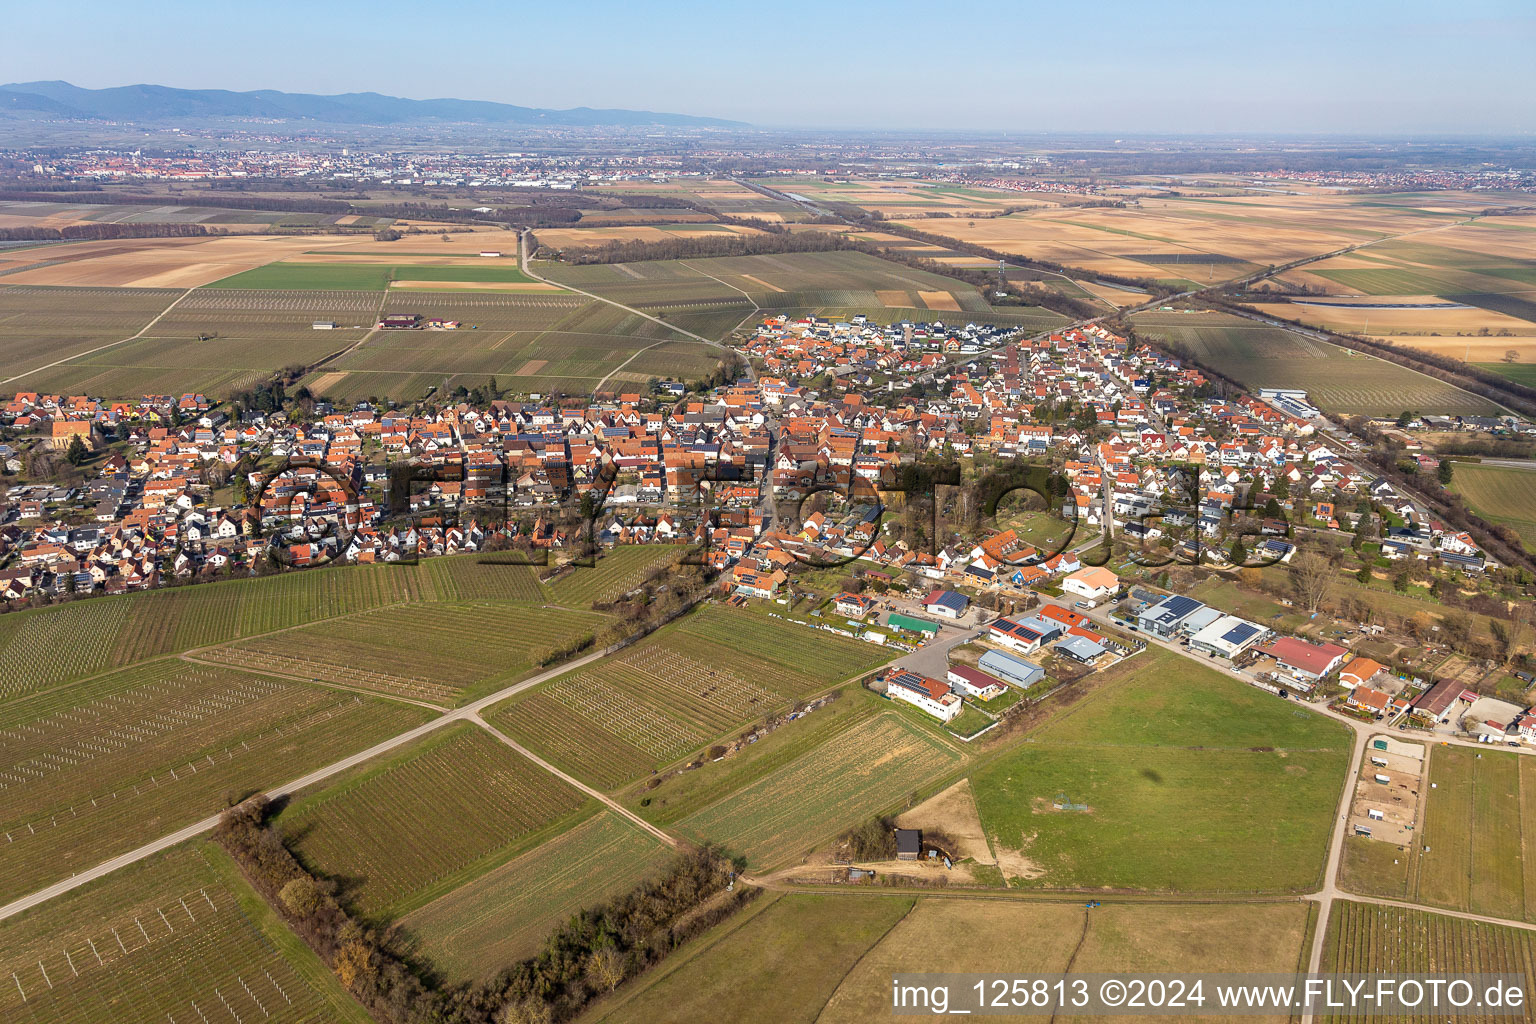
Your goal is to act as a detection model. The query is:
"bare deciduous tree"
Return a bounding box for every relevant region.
[585,947,626,992]
[1289,551,1335,616]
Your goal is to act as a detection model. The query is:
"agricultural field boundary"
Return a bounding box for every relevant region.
[0,641,619,926]
[518,229,753,383]
[471,713,678,849]
[0,285,194,385]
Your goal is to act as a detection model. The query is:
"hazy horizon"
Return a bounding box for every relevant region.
[7,0,1535,135]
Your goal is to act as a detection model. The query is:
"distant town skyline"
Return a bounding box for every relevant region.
[8,0,1535,134]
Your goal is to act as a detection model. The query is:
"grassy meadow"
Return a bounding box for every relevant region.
[969,648,1351,892]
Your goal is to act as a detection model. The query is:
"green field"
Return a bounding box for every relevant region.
[674,712,963,869]
[598,893,1312,1024]
[1131,310,1502,416]
[1451,461,1536,550]
[1476,361,1536,387]
[1321,900,1536,1023]
[0,842,368,1024]
[489,606,891,790]
[969,649,1352,892]
[398,810,669,983]
[202,600,607,706]
[212,262,540,290]
[0,659,432,905]
[278,723,588,919]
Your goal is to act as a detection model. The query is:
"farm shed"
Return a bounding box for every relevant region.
[978,649,1045,689]
[1410,678,1464,723]
[888,612,939,635]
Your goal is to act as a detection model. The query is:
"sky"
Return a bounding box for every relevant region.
[5,0,1535,134]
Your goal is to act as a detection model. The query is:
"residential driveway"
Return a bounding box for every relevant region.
[890,619,976,678]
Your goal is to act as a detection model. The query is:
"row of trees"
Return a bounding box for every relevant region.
[0,222,218,241]
[0,188,356,215]
[215,796,749,1024]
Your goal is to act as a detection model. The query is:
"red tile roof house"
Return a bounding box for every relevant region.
[833,592,877,619]
[884,670,962,723]
[1346,686,1393,716]
[1410,678,1467,725]
[946,665,1005,701]
[1256,637,1348,688]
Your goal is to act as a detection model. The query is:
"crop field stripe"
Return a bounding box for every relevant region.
[674,712,962,869]
[0,658,434,905]
[0,843,362,1024]
[397,809,669,983]
[280,724,587,917]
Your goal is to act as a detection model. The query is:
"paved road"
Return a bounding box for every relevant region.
[0,643,617,925]
[890,618,979,678]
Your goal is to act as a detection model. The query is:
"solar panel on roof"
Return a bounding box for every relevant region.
[1156,594,1202,619]
[1222,623,1260,645]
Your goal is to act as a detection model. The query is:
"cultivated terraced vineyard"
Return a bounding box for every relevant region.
[675,713,962,869]
[675,606,890,692]
[399,810,669,983]
[488,617,861,790]
[0,844,361,1024]
[546,545,684,607]
[0,561,441,698]
[421,556,551,603]
[199,601,605,705]
[280,726,586,917]
[1321,900,1536,1024]
[0,660,432,905]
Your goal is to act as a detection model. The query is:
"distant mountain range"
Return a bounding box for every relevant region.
[0,80,747,128]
